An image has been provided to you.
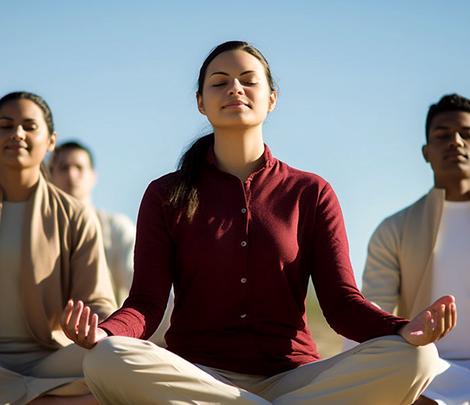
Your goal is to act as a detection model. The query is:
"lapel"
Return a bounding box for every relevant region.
[401,188,444,317]
[20,175,60,347]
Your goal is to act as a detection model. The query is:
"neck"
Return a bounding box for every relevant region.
[435,177,470,201]
[213,126,265,181]
[0,167,40,202]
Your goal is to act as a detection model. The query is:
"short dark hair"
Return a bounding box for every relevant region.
[50,141,95,169]
[425,94,470,142]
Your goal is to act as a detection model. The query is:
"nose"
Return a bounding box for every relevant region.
[228,79,244,96]
[12,125,26,140]
[450,132,465,147]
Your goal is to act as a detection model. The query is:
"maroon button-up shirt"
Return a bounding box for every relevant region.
[100,146,407,376]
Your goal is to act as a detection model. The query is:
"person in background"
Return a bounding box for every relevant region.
[49,141,135,307]
[49,141,171,346]
[363,94,470,405]
[0,91,115,405]
[65,41,455,404]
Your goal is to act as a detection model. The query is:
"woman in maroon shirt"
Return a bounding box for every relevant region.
[63,41,455,404]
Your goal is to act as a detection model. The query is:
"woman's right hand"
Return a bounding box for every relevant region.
[61,299,108,349]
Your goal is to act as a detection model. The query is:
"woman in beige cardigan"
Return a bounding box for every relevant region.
[0,91,116,405]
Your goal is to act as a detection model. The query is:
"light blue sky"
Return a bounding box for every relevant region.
[2,1,470,282]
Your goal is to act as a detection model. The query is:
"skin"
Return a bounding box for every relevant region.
[0,99,97,405]
[50,149,96,204]
[422,110,470,201]
[0,99,56,201]
[63,51,457,365]
[197,49,277,181]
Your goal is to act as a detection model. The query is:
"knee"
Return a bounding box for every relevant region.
[398,341,439,379]
[83,336,136,380]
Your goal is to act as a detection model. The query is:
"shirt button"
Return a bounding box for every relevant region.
[240,277,247,284]
[240,241,247,247]
[241,208,247,214]
[240,313,247,319]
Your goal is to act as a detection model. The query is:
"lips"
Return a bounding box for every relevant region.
[222,99,250,109]
[5,142,28,151]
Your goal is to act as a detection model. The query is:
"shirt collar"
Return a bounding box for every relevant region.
[206,144,275,169]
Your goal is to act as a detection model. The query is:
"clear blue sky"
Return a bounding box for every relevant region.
[2,1,470,282]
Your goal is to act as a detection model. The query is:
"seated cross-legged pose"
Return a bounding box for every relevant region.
[0,91,116,405]
[64,41,456,405]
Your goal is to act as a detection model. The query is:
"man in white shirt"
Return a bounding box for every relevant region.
[362,94,470,405]
[49,141,171,345]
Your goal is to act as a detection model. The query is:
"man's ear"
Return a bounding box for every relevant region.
[197,92,206,115]
[422,144,429,162]
[268,90,277,112]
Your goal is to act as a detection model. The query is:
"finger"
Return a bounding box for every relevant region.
[448,302,457,329]
[421,310,435,342]
[435,304,446,340]
[68,300,84,336]
[77,305,91,342]
[87,314,99,347]
[440,303,454,339]
[61,299,74,329]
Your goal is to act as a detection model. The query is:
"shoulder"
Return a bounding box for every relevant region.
[273,158,331,195]
[378,194,429,231]
[97,210,135,233]
[371,193,430,244]
[43,179,89,219]
[145,171,180,199]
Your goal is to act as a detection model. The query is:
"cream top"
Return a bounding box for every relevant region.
[431,200,470,359]
[0,201,40,352]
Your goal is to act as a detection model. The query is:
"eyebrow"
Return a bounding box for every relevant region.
[209,70,257,78]
[432,125,470,131]
[0,117,37,122]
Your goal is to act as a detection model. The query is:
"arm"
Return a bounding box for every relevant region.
[310,183,408,342]
[107,213,136,305]
[362,216,403,314]
[69,206,117,320]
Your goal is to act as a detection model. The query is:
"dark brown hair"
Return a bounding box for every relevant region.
[168,41,276,221]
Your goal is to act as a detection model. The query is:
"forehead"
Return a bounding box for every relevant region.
[56,149,93,168]
[429,110,470,130]
[206,50,266,76]
[0,99,45,120]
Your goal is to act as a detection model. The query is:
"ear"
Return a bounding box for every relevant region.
[48,132,57,152]
[268,90,277,112]
[196,92,206,115]
[422,144,429,163]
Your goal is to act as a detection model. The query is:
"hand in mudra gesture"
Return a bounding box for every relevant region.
[61,299,108,349]
[399,295,457,346]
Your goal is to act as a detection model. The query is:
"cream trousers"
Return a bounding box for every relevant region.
[0,343,90,405]
[83,335,440,405]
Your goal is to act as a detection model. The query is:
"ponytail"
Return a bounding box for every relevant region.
[168,134,214,221]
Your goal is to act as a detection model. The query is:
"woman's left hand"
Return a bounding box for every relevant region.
[399,295,457,346]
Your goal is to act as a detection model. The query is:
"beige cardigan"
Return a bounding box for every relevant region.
[0,175,116,349]
[362,188,445,318]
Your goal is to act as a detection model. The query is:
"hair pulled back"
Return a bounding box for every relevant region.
[169,41,276,220]
[0,91,55,179]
